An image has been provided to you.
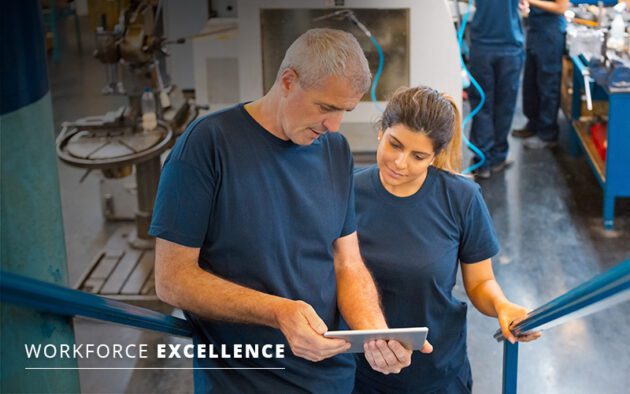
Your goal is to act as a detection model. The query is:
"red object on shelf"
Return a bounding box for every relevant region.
[590,122,608,162]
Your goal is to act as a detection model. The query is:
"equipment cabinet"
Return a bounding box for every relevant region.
[565,55,630,229]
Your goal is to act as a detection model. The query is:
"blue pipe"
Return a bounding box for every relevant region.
[360,4,485,171]
[502,341,519,394]
[458,0,487,174]
[494,259,630,341]
[497,259,629,393]
[368,35,385,112]
[0,271,193,337]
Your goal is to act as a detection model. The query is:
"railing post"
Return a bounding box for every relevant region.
[502,341,519,394]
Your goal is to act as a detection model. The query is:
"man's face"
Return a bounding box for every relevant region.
[279,71,364,145]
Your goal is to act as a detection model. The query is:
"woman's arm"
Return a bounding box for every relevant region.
[528,0,569,15]
[461,259,541,343]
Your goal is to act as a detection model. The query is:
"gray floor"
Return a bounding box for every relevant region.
[49,17,630,394]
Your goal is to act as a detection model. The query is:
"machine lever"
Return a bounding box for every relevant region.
[583,72,593,111]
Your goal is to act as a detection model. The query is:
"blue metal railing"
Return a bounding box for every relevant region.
[0,271,192,337]
[1,259,629,393]
[495,259,630,394]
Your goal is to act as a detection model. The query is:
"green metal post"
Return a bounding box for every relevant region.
[0,2,80,392]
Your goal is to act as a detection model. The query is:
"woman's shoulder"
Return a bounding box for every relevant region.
[431,168,493,231]
[433,167,478,189]
[353,165,377,190]
[432,168,481,201]
[353,165,374,177]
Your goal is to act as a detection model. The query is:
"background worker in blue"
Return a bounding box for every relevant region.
[468,0,528,179]
[513,0,569,149]
[149,29,422,393]
[353,87,540,393]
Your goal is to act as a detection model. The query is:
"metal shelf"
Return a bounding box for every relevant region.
[572,121,606,184]
[568,55,630,229]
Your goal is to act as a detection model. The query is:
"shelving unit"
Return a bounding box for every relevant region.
[573,121,606,183]
[567,55,630,229]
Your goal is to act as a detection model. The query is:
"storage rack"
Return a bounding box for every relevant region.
[566,55,630,229]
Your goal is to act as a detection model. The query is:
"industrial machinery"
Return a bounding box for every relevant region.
[57,0,196,244]
[566,1,630,95]
[56,0,197,301]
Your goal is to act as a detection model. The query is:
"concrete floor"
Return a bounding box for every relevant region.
[49,16,630,394]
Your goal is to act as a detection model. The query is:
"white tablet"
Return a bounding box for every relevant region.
[324,327,429,353]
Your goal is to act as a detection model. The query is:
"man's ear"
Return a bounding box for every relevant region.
[279,68,298,96]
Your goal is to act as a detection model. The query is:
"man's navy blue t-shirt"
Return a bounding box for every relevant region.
[471,0,524,49]
[149,104,356,393]
[353,165,500,392]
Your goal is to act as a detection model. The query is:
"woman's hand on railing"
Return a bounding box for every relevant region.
[496,302,542,344]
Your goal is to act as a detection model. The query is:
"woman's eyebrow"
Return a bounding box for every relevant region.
[389,135,432,156]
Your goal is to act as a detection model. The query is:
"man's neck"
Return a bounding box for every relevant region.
[244,90,288,141]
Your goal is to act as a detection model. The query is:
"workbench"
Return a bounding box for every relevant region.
[566,55,630,229]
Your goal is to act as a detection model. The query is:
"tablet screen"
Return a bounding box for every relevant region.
[324,327,428,353]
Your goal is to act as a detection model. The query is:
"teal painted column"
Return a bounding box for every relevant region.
[1,1,81,392]
[0,95,81,394]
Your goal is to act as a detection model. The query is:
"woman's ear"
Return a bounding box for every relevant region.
[377,129,384,141]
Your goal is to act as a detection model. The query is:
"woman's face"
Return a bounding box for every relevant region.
[376,124,435,197]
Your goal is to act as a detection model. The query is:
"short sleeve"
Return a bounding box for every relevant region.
[458,187,500,263]
[339,143,357,238]
[149,159,215,247]
[340,174,357,237]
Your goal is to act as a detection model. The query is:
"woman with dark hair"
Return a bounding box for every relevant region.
[353,86,540,393]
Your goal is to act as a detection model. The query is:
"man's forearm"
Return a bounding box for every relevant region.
[336,262,388,330]
[161,267,286,327]
[155,240,286,328]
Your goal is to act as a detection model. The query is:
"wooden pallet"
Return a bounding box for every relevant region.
[74,226,159,303]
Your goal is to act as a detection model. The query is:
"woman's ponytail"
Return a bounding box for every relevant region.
[431,95,462,173]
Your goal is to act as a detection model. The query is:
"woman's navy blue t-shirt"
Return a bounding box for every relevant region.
[353,165,499,392]
[149,104,356,393]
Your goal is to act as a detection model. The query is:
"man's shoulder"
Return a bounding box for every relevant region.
[179,105,246,146]
[166,105,244,166]
[191,104,244,134]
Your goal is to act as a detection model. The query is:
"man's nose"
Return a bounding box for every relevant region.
[322,112,344,132]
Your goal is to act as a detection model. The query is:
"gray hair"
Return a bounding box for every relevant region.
[276,28,372,94]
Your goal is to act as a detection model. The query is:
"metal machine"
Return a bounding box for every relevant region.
[566,1,630,96]
[57,1,196,247]
[56,1,197,302]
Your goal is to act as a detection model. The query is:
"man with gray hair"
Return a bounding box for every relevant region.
[150,28,424,393]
